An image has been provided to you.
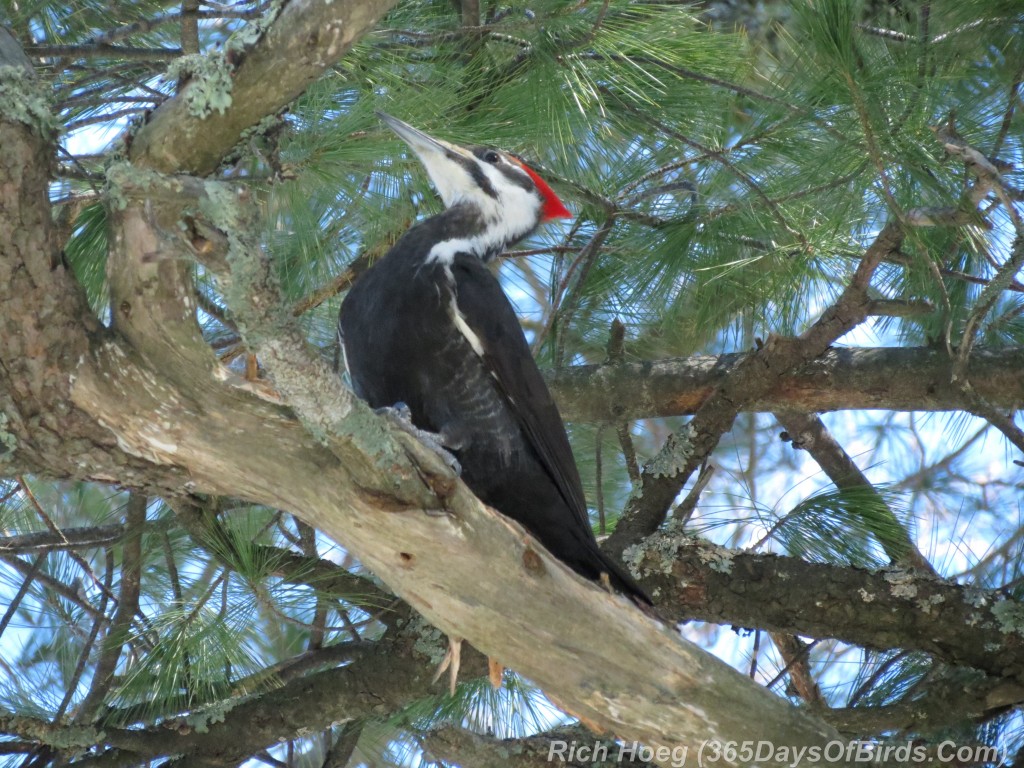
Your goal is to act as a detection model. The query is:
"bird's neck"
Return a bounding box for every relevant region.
[423,202,538,265]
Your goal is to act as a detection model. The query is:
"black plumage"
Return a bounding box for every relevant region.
[338,114,651,608]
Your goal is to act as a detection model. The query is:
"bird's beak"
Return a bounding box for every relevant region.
[376,112,466,161]
[375,111,572,222]
[376,112,478,208]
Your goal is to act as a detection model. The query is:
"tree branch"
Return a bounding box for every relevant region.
[130,0,400,176]
[9,628,487,765]
[423,724,658,768]
[74,493,146,722]
[774,411,934,574]
[547,346,1024,422]
[630,534,1024,683]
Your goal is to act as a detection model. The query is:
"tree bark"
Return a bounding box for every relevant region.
[549,346,1024,421]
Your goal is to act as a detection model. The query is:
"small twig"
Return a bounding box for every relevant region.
[856,24,914,42]
[578,0,611,47]
[0,554,44,639]
[774,411,935,574]
[769,633,825,708]
[865,298,935,317]
[617,97,808,248]
[25,45,182,60]
[955,234,1024,385]
[749,629,760,679]
[65,108,149,132]
[87,6,267,45]
[847,650,911,707]
[194,287,237,332]
[595,425,606,535]
[967,400,1024,456]
[992,64,1023,157]
[181,0,200,55]
[616,424,641,486]
[672,463,715,527]
[0,555,105,622]
[17,477,118,603]
[322,721,364,768]
[55,549,115,722]
[845,71,901,217]
[73,493,147,723]
[552,219,616,367]
[604,318,640,486]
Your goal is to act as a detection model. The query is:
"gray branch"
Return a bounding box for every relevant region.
[548,346,1024,422]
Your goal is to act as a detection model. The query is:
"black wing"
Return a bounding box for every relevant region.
[448,254,592,533]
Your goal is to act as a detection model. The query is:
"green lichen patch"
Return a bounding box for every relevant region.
[104,161,185,212]
[917,592,944,615]
[0,65,56,133]
[963,587,990,609]
[697,539,735,574]
[183,698,235,734]
[991,599,1024,636]
[197,180,269,338]
[166,53,233,119]
[883,569,918,599]
[0,411,17,454]
[622,521,716,579]
[409,616,448,666]
[225,0,284,56]
[222,114,284,167]
[646,424,695,478]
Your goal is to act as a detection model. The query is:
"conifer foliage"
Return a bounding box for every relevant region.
[0,0,1022,765]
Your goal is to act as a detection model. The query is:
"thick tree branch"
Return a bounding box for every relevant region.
[548,346,1024,422]
[824,672,1024,738]
[0,40,190,491]
[630,534,1024,683]
[130,0,400,176]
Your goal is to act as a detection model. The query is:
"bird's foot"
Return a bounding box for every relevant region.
[376,402,462,477]
[431,635,463,696]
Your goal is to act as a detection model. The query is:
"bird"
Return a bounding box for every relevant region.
[338,114,653,662]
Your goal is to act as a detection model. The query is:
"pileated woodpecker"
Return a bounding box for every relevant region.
[339,113,651,611]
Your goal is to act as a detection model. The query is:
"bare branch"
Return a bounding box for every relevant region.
[773,412,934,574]
[74,493,147,722]
[24,45,182,60]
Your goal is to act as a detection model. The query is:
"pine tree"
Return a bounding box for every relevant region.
[0,0,1022,765]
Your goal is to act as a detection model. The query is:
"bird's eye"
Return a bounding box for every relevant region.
[482,150,501,164]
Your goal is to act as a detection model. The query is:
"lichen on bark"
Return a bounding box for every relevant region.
[0,65,55,133]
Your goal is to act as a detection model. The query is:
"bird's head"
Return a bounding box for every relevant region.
[377,112,572,260]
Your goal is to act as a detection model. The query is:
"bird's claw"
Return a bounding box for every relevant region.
[377,403,462,476]
[431,635,463,696]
